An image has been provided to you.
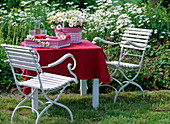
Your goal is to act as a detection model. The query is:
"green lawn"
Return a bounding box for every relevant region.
[0,90,169,124]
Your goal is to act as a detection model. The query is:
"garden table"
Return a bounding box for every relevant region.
[20,40,110,110]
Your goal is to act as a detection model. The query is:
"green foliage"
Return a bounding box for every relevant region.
[142,38,170,90]
[0,41,14,89]
[0,0,169,91]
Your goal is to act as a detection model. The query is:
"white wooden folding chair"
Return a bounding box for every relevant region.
[1,44,78,124]
[93,28,152,103]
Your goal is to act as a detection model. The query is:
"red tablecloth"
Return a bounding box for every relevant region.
[20,40,110,94]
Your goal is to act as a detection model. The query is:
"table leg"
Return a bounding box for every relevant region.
[32,88,38,113]
[92,78,99,110]
[80,80,87,96]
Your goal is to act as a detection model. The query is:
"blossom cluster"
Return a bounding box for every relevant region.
[47,10,88,30]
[83,0,151,38]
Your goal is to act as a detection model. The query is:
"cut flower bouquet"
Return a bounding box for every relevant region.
[48,10,88,30]
[47,10,88,43]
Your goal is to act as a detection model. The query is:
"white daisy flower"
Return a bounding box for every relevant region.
[51,25,55,29]
[69,22,73,27]
[73,22,77,27]
[46,42,50,46]
[61,35,66,39]
[57,24,62,30]
[58,17,63,22]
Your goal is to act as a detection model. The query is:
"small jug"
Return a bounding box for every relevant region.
[33,20,45,34]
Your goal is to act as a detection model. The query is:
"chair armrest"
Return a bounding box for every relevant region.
[41,53,76,70]
[93,37,119,45]
[122,41,150,49]
[41,53,78,84]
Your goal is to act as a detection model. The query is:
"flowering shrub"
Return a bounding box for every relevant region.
[0,0,169,91]
[82,0,169,42]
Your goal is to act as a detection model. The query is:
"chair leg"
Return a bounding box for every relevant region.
[52,85,74,122]
[130,81,145,98]
[99,82,117,92]
[114,82,130,103]
[36,84,74,123]
[53,84,74,122]
[11,86,34,122]
[11,88,48,123]
[30,96,48,115]
[36,103,53,124]
[36,101,74,124]
[11,97,29,122]
[111,77,124,92]
[54,102,74,122]
[11,85,34,122]
[11,95,44,123]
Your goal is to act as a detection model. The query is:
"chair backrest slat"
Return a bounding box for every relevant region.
[125,27,152,33]
[12,63,40,72]
[124,30,151,35]
[7,51,38,59]
[122,37,148,43]
[122,34,149,40]
[8,55,38,62]
[10,59,39,67]
[1,44,33,50]
[4,47,36,54]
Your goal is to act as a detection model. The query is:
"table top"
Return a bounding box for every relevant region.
[21,40,110,84]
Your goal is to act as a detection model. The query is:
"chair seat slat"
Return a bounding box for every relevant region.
[39,76,74,83]
[22,79,66,87]
[19,73,73,90]
[41,72,74,80]
[33,73,74,83]
[31,77,73,84]
[107,61,139,68]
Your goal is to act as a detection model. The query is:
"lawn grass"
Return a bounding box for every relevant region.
[0,90,169,124]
